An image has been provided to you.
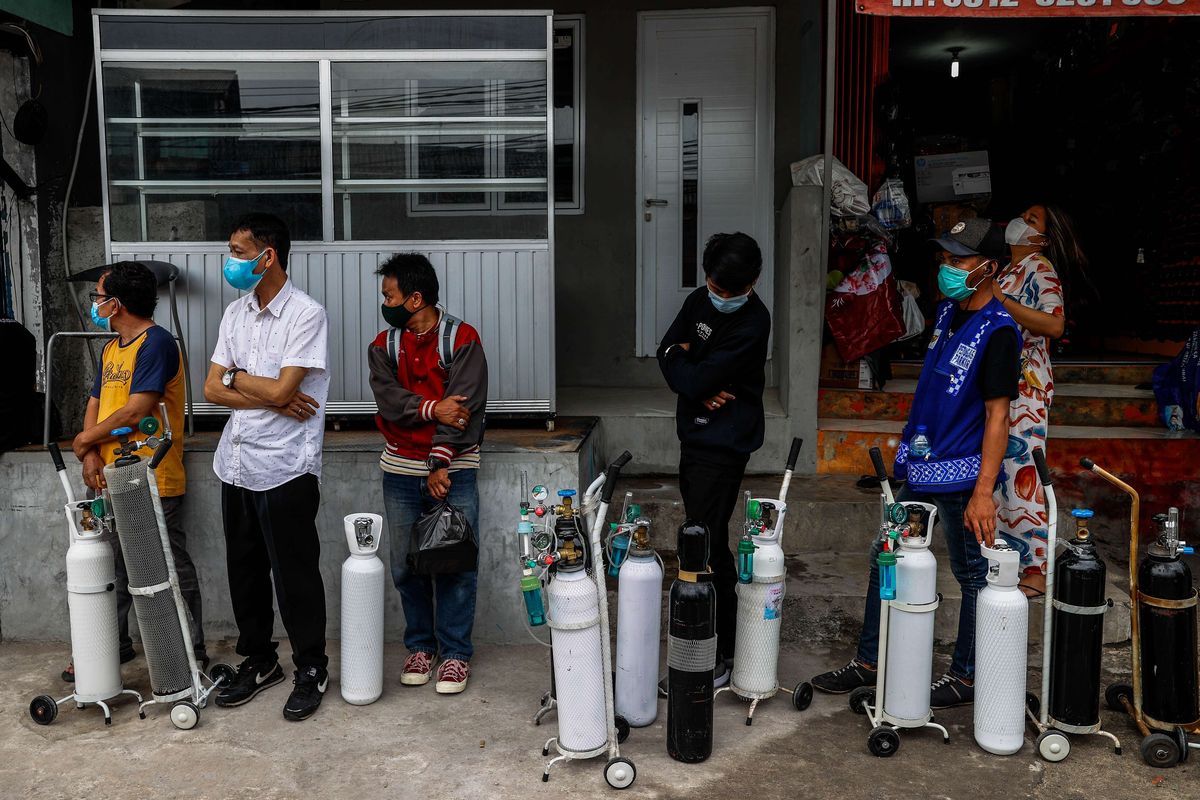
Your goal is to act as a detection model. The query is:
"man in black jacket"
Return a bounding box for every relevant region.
[658,232,771,685]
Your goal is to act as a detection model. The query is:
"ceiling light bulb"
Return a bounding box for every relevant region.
[951,57,960,78]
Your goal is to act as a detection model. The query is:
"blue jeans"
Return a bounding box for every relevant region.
[382,470,480,662]
[854,485,986,681]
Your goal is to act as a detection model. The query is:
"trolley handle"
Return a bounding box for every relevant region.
[1079,457,1095,471]
[149,437,174,470]
[869,447,888,481]
[1032,447,1052,487]
[786,437,803,472]
[601,451,633,504]
[48,442,66,472]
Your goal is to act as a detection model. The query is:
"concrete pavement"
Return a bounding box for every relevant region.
[1,639,1192,800]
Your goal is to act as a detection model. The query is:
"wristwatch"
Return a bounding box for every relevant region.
[222,367,246,388]
[426,456,451,473]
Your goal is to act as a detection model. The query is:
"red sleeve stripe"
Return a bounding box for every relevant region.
[429,445,455,462]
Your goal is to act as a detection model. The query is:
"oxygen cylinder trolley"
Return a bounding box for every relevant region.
[340,513,385,705]
[540,452,637,789]
[28,444,144,727]
[718,437,812,724]
[848,448,949,757]
[1083,458,1200,768]
[1023,449,1121,762]
[974,538,1027,755]
[101,405,235,729]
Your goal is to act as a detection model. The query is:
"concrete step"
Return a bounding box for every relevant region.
[815,417,1200,481]
[820,380,1160,427]
[780,551,1131,647]
[891,360,1157,385]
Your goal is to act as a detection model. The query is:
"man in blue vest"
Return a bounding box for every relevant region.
[811,218,1020,709]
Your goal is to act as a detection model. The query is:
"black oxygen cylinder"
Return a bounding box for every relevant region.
[1048,509,1107,728]
[1139,552,1200,725]
[667,520,716,763]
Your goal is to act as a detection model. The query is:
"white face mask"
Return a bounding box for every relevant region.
[1005,217,1043,247]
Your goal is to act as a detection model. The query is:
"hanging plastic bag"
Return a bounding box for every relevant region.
[895,280,924,342]
[409,501,478,574]
[790,155,870,217]
[825,243,905,362]
[871,177,912,230]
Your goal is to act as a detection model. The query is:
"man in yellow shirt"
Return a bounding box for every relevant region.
[66,261,206,678]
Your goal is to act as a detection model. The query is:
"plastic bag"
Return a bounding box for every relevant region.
[789,155,870,217]
[408,501,478,574]
[825,243,905,362]
[895,280,924,342]
[1152,329,1200,433]
[871,177,912,230]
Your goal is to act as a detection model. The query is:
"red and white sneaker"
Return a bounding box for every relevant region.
[401,651,436,686]
[435,659,470,694]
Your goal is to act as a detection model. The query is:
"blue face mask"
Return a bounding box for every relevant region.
[708,288,751,314]
[937,262,986,302]
[223,249,269,291]
[90,299,114,330]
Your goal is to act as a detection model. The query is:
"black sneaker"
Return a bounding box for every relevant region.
[811,659,877,694]
[215,658,285,707]
[929,673,973,709]
[283,666,328,721]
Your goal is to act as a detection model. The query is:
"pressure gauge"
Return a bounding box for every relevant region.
[886,502,908,525]
[532,531,553,551]
[531,485,549,502]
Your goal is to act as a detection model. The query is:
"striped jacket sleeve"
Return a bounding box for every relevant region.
[429,338,488,464]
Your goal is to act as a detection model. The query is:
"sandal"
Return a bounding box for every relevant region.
[1018,581,1046,599]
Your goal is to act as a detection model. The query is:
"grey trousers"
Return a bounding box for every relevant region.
[112,493,207,660]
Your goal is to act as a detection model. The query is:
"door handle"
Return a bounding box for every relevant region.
[644,198,669,207]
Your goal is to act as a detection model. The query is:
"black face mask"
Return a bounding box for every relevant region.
[381,299,416,329]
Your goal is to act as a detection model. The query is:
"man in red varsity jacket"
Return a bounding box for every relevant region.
[368,253,488,694]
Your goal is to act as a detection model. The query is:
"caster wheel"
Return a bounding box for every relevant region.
[1036,730,1070,762]
[849,686,875,715]
[29,695,58,725]
[1105,682,1133,713]
[604,757,636,789]
[1025,691,1040,717]
[1174,727,1191,764]
[170,700,199,731]
[614,715,631,744]
[209,662,236,688]
[792,681,813,712]
[868,726,900,758]
[1141,733,1181,769]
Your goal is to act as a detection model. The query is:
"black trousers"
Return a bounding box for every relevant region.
[678,452,747,662]
[221,473,327,670]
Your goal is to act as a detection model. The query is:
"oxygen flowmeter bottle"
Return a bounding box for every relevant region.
[909,425,931,459]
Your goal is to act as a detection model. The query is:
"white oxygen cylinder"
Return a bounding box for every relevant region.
[616,549,663,726]
[730,504,787,697]
[883,502,938,723]
[340,513,385,705]
[547,566,607,752]
[974,541,1028,755]
[66,514,123,704]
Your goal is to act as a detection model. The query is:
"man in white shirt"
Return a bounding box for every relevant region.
[202,213,331,722]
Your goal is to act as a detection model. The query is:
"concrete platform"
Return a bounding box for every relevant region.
[1,639,1190,800]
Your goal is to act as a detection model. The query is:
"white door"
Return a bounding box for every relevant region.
[637,9,774,356]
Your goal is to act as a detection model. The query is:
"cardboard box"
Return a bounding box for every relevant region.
[914,150,991,204]
[820,342,874,390]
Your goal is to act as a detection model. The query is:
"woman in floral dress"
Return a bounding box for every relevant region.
[991,204,1084,596]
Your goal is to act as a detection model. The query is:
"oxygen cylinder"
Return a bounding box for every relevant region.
[616,533,663,727]
[547,565,607,752]
[340,513,385,705]
[730,498,787,697]
[974,541,1028,755]
[1138,509,1199,727]
[883,502,938,724]
[667,520,717,763]
[66,513,123,704]
[1048,509,1106,729]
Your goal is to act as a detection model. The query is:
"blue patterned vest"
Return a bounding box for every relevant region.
[893,297,1021,493]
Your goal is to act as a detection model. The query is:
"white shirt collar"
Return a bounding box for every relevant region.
[249,279,294,318]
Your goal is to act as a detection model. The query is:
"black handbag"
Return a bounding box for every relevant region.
[408,501,478,574]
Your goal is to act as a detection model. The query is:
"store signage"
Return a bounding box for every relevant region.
[857,0,1200,17]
